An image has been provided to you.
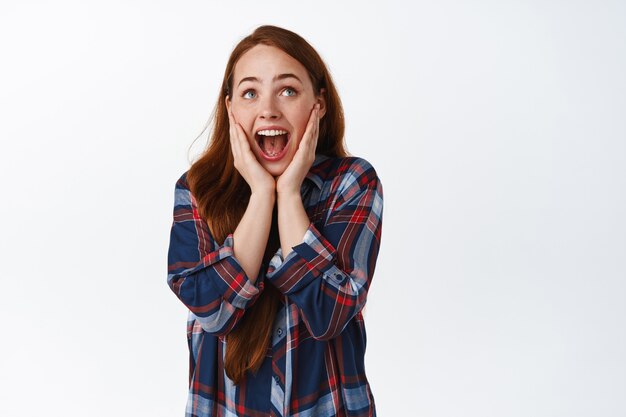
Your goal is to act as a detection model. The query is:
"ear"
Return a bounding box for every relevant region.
[225,95,231,114]
[316,88,327,119]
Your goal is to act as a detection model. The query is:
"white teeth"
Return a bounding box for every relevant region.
[257,129,287,136]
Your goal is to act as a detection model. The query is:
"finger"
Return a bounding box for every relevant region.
[314,104,320,142]
[232,131,241,159]
[235,123,251,152]
[228,112,241,160]
[306,104,320,153]
[306,106,319,158]
[228,109,248,149]
[229,127,237,158]
[229,112,252,163]
[235,124,258,167]
[300,105,318,148]
[229,119,238,151]
[312,114,319,151]
[234,123,264,171]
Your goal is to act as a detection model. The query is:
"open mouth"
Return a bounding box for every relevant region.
[255,129,290,158]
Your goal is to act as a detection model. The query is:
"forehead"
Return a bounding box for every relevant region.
[233,44,311,86]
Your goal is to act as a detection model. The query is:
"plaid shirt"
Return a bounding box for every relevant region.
[167,154,384,417]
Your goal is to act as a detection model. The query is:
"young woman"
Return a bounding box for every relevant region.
[167,25,384,417]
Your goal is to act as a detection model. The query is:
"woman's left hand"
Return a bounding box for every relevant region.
[276,104,320,195]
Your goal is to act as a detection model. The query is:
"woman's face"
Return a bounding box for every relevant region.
[226,44,326,178]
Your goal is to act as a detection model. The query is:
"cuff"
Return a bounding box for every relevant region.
[266,223,348,294]
[202,233,263,309]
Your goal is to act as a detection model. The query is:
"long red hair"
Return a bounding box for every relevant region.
[186,25,348,384]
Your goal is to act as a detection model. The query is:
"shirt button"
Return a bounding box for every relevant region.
[277,328,283,336]
[274,375,280,383]
[333,273,342,281]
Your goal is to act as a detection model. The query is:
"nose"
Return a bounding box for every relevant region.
[259,95,281,120]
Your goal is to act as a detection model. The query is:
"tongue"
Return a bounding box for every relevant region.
[262,134,287,155]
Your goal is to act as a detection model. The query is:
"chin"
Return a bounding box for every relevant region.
[262,163,288,178]
[254,151,294,178]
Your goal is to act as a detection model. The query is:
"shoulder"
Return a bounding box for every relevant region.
[311,156,382,208]
[338,156,380,186]
[175,170,190,190]
[324,156,381,192]
[312,155,379,184]
[172,170,193,208]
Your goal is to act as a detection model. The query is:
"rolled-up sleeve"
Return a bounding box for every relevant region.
[167,174,263,335]
[266,161,383,340]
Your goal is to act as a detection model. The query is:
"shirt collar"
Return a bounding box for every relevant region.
[304,153,330,190]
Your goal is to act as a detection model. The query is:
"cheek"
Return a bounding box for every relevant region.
[231,106,255,134]
[290,105,314,137]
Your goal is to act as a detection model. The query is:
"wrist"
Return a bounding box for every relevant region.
[276,180,302,196]
[251,180,276,196]
[276,173,305,195]
[250,188,276,205]
[276,189,302,202]
[249,173,276,194]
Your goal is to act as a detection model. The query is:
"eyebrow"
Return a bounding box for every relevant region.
[237,73,303,87]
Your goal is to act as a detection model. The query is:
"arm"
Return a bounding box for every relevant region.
[269,160,384,340]
[277,191,309,259]
[227,100,276,283]
[167,174,270,336]
[233,191,275,284]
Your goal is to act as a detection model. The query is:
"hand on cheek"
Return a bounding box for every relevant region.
[276,103,320,195]
[228,105,276,195]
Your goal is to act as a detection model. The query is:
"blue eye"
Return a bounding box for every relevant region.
[242,90,256,99]
[282,87,297,97]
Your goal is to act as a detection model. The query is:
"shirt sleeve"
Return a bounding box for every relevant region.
[266,160,384,341]
[166,173,264,336]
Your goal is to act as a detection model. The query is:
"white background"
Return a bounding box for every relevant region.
[1,1,625,416]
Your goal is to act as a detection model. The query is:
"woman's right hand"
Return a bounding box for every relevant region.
[228,107,276,195]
